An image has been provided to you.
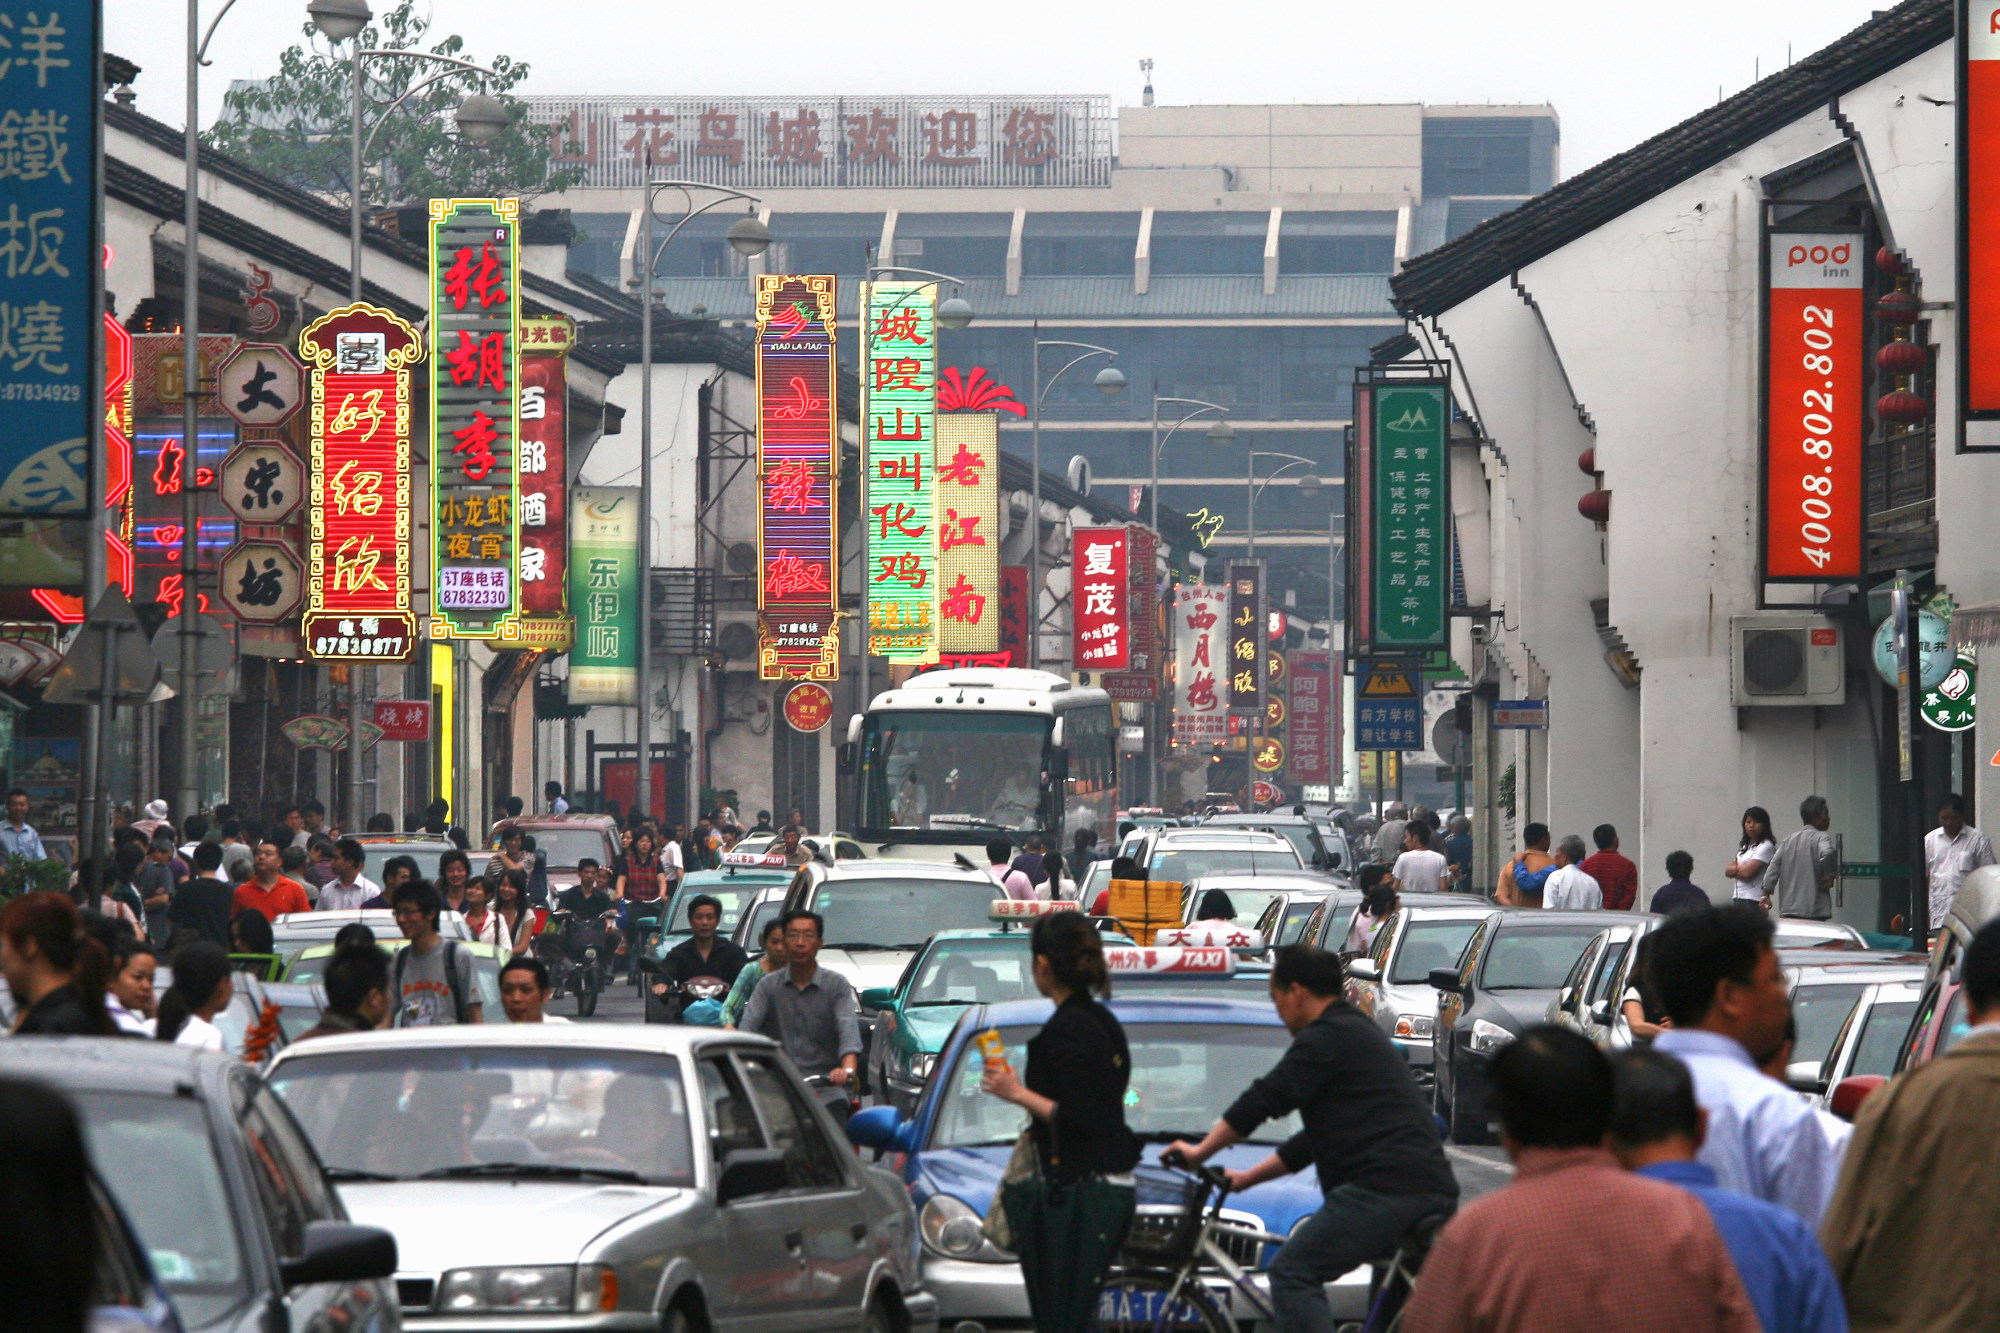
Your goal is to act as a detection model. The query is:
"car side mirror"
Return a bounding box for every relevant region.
[845,1104,916,1153]
[1829,1075,1886,1121]
[859,986,896,1011]
[836,742,857,775]
[716,1148,791,1206]
[280,1221,397,1289]
[1427,968,1463,995]
[1345,958,1381,982]
[1589,999,1612,1025]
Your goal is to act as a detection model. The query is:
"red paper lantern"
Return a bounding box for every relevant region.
[1875,290,1922,325]
[1577,447,1597,475]
[1875,389,1930,424]
[1875,339,1928,375]
[1578,490,1612,523]
[1875,246,1908,278]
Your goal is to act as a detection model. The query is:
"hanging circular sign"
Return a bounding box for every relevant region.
[1266,697,1287,728]
[1252,736,1286,773]
[1266,651,1288,685]
[1922,651,1978,733]
[1872,609,1954,690]
[784,682,834,732]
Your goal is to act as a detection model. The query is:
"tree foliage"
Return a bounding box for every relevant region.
[204,2,583,210]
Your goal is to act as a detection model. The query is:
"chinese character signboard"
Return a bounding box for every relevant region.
[865,280,938,663]
[1370,382,1448,650]
[518,317,571,642]
[1072,527,1129,669]
[298,305,420,661]
[755,274,840,679]
[1128,526,1158,671]
[1763,233,1863,580]
[935,411,999,653]
[430,198,520,640]
[1288,652,1333,784]
[1173,584,1228,747]
[0,0,98,517]
[568,487,640,705]
[998,565,1029,668]
[1226,561,1266,715]
[372,699,432,741]
[524,94,1112,190]
[1355,664,1422,751]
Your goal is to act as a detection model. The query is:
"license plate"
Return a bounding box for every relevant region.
[1098,1284,1208,1329]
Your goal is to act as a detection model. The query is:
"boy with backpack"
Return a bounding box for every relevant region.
[389,880,483,1026]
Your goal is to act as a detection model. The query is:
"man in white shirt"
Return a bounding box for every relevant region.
[985,837,1035,901]
[1541,834,1604,910]
[317,837,382,911]
[544,780,569,815]
[499,955,569,1023]
[1924,793,1997,929]
[660,829,685,890]
[1391,822,1449,894]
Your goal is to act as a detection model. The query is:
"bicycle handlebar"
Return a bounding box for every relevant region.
[1158,1149,1234,1199]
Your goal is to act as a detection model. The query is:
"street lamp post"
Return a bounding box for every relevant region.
[1149,393,1233,538]
[634,182,770,826]
[856,266,971,713]
[309,0,508,834]
[1246,449,1322,559]
[1028,334,1123,669]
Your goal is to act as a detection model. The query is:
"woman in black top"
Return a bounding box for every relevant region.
[1,891,117,1036]
[981,910,1140,1331]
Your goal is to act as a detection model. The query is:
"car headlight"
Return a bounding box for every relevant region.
[919,1193,1012,1262]
[438,1265,612,1313]
[909,1050,938,1081]
[1394,1015,1435,1039]
[1469,1018,1515,1053]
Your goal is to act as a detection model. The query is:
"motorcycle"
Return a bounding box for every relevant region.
[533,907,619,1017]
[637,956,732,1025]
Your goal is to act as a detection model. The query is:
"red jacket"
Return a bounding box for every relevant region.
[1579,850,1639,912]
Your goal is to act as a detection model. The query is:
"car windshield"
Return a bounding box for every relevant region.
[75,1091,247,1327]
[1148,849,1301,883]
[271,1047,693,1185]
[1850,998,1919,1077]
[1274,898,1324,945]
[514,828,611,869]
[658,879,774,941]
[933,1022,1300,1148]
[360,844,451,883]
[1188,885,1285,931]
[865,711,1052,832]
[812,878,997,949]
[908,938,1035,1006]
[1391,920,1484,984]
[1791,983,1868,1065]
[1479,926,1605,989]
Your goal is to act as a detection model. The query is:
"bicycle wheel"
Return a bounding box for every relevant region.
[1096,1268,1233,1333]
[576,962,600,1017]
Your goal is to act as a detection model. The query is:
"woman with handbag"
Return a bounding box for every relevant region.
[981,910,1141,1333]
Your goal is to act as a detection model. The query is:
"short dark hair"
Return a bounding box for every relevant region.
[193,842,223,872]
[1963,918,2000,1015]
[220,819,242,840]
[382,855,420,883]
[230,909,273,954]
[390,879,442,923]
[503,796,524,817]
[438,850,470,878]
[780,909,824,937]
[1356,863,1387,893]
[1665,850,1694,880]
[301,800,325,817]
[1269,944,1346,997]
[500,954,551,991]
[1800,795,1828,824]
[686,894,723,923]
[280,846,306,873]
[3,787,25,801]
[1609,1048,1701,1149]
[1646,904,1773,1027]
[760,916,788,945]
[545,781,563,797]
[1592,824,1617,851]
[1486,1026,1614,1148]
[577,857,600,873]
[1405,822,1431,848]
[324,942,389,1013]
[332,922,376,950]
[1523,822,1550,848]
[183,813,208,841]
[365,812,394,832]
[1941,792,1969,817]
[1031,909,1109,996]
[986,837,1013,864]
[334,837,366,868]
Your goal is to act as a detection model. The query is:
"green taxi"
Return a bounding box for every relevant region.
[863,902,1132,1111]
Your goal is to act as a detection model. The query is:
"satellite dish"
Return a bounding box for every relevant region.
[727,541,758,574]
[1067,455,1093,494]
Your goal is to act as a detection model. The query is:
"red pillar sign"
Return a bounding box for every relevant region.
[1072,528,1130,670]
[755,275,840,680]
[518,317,571,646]
[1763,233,1863,581]
[1965,3,2000,418]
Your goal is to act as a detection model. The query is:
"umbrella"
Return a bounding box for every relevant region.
[1003,1174,1136,1333]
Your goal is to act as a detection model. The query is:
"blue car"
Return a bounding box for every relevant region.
[848,991,1374,1330]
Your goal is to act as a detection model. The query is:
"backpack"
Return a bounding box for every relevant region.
[392,939,471,1025]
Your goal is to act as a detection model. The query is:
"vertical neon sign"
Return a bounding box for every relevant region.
[755,274,840,679]
[864,280,938,663]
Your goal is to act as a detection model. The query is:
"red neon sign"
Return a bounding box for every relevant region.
[755,275,839,680]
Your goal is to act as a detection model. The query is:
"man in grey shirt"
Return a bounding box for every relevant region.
[740,909,862,1087]
[390,880,483,1026]
[1374,804,1409,867]
[1767,795,1839,921]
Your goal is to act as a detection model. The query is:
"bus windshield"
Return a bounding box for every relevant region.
[862,711,1053,834]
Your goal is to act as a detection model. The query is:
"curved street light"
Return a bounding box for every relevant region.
[1247,450,1323,558]
[1149,395,1233,539]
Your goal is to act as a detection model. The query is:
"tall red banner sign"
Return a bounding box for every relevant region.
[298,305,420,660]
[998,565,1029,668]
[1965,5,2000,418]
[1763,233,1863,581]
[1072,527,1130,670]
[518,318,570,635]
[755,275,840,680]
[1288,652,1332,784]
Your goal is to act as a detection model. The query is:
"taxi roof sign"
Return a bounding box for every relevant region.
[1155,924,1265,951]
[1103,946,1236,976]
[990,899,1080,921]
[722,851,790,868]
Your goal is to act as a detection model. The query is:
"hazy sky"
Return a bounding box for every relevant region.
[111,0,1892,177]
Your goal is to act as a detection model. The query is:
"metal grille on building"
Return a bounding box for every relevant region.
[651,567,716,655]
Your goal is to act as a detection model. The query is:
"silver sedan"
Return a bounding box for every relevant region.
[1343,904,1493,1083]
[267,1024,936,1333]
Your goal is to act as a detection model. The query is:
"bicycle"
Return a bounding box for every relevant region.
[533,908,618,1017]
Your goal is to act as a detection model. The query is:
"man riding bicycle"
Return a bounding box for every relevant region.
[547,859,622,957]
[1165,944,1458,1333]
[739,909,861,1118]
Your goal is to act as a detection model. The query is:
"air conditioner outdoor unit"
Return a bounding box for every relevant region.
[1730,613,1844,707]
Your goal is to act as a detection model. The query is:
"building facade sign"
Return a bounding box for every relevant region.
[865,280,938,663]
[298,305,420,661]
[1072,526,1129,669]
[524,94,1113,191]
[1370,381,1448,649]
[935,412,1000,653]
[755,274,840,679]
[429,198,521,640]
[1964,7,2000,421]
[567,487,640,705]
[1226,560,1267,715]
[1763,232,1863,580]
[1287,651,1334,784]
[1173,584,1229,747]
[518,317,571,637]
[998,565,1029,668]
[0,0,98,517]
